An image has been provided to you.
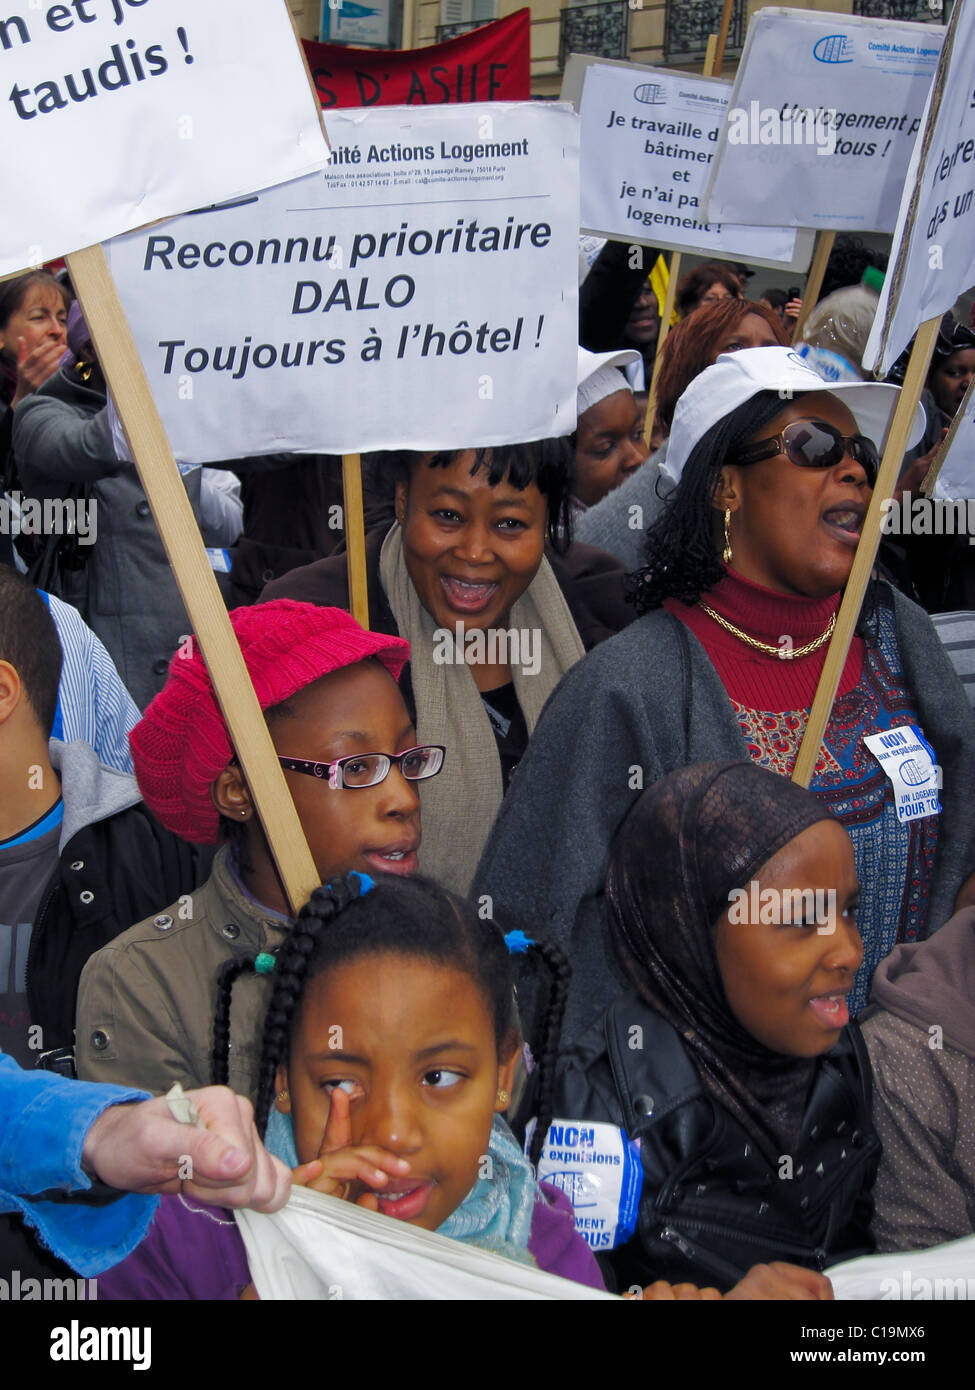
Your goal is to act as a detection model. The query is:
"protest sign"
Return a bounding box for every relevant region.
[0,0,329,276]
[863,0,975,377]
[926,373,975,500]
[561,55,813,270]
[702,8,943,235]
[303,9,529,106]
[103,103,579,458]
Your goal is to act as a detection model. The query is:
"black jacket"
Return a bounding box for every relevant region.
[27,804,208,1055]
[549,993,880,1292]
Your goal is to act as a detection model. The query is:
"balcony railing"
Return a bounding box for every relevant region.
[559,1,630,72]
[852,0,951,20]
[664,0,744,66]
[435,19,491,42]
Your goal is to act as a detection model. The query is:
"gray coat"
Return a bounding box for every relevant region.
[474,584,975,1045]
[13,367,207,709]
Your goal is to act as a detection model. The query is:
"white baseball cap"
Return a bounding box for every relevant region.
[661,347,927,487]
[576,346,640,419]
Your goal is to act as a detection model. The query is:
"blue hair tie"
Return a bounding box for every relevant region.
[504,929,534,955]
[323,872,375,897]
[254,952,276,975]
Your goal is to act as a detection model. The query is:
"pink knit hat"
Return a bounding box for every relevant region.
[131,601,411,844]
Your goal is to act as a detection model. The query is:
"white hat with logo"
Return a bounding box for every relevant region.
[660,346,927,487]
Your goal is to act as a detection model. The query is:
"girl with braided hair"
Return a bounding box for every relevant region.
[97,871,610,1294]
[97,872,831,1298]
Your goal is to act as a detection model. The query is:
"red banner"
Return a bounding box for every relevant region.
[302,10,530,109]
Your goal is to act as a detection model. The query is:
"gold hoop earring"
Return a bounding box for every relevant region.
[722,509,733,567]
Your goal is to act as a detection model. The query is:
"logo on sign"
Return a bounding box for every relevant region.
[633,83,667,105]
[898,757,932,786]
[813,34,854,63]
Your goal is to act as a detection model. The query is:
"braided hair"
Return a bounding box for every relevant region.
[626,391,789,614]
[212,872,570,1169]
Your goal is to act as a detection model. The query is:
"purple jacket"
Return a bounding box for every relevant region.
[98,1182,604,1299]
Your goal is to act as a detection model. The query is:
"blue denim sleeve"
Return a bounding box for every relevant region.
[0,1054,159,1276]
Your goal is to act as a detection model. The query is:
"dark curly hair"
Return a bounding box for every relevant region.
[626,391,790,613]
[819,234,888,302]
[212,872,570,1170]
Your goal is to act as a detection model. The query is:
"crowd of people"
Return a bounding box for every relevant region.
[1,228,974,1302]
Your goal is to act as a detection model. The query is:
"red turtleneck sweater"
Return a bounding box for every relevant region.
[663,569,865,712]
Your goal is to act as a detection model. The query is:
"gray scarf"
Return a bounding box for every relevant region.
[379,524,585,895]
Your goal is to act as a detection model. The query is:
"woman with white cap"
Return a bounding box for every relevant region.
[475,347,975,1042]
[571,347,646,514]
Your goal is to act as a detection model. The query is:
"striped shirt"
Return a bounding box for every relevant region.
[41,592,140,774]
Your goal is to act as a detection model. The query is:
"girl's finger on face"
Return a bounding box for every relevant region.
[320,1086,354,1154]
[321,1149,407,1188]
[291,1159,325,1188]
[356,1192,380,1213]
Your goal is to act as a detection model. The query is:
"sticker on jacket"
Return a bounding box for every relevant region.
[863,725,942,823]
[532,1119,643,1251]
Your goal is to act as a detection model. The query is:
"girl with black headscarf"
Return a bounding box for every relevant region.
[548,762,880,1293]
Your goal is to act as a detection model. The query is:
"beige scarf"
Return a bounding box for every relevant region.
[379,524,585,896]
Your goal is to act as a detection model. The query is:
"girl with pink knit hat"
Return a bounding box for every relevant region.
[74,600,444,1101]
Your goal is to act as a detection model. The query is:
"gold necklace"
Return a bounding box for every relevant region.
[699,604,836,659]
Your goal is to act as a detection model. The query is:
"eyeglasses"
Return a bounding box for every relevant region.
[278,745,445,790]
[732,419,879,486]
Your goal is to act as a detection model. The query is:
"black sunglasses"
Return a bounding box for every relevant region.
[731,419,879,487]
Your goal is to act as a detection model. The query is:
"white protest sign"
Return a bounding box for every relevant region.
[0,0,328,276]
[702,8,943,234]
[930,372,975,500]
[561,55,812,269]
[103,103,579,457]
[863,0,975,376]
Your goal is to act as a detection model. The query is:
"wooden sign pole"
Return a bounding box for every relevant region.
[712,0,736,77]
[791,313,941,788]
[792,230,835,343]
[644,30,725,448]
[342,452,370,628]
[66,244,321,914]
[644,250,681,447]
[920,370,973,495]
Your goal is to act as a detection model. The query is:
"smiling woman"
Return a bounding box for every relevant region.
[264,440,635,894]
[475,347,975,1046]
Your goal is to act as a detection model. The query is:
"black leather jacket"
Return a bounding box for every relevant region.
[549,993,880,1292]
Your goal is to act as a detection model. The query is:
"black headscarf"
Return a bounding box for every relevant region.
[606,762,836,1156]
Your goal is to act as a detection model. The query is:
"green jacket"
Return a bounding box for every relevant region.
[76,847,290,1102]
